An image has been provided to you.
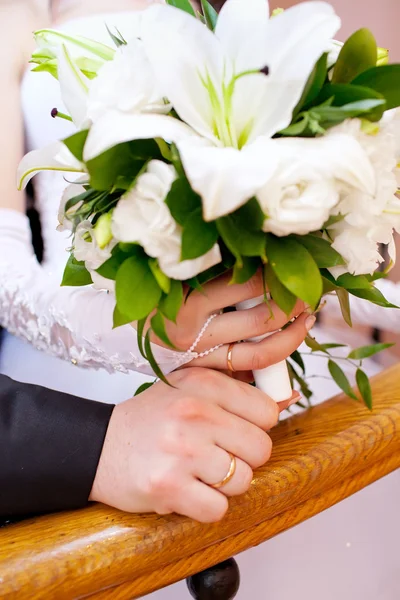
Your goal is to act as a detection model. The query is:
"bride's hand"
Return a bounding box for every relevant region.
[90,368,300,522]
[150,271,314,373]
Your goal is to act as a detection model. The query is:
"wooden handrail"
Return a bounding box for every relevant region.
[1,366,399,599]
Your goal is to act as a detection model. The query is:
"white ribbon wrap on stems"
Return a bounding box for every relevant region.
[236,296,292,403]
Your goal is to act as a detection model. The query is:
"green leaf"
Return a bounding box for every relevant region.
[287,362,313,400]
[63,130,89,162]
[291,350,305,373]
[61,255,93,286]
[294,235,345,268]
[332,28,377,84]
[86,140,161,191]
[144,330,170,386]
[320,343,347,350]
[151,312,176,349]
[165,177,202,226]
[134,382,155,397]
[264,262,297,315]
[113,304,132,328]
[336,288,352,327]
[231,257,259,285]
[316,83,385,107]
[323,214,345,229]
[279,115,309,136]
[295,52,328,112]
[349,286,399,309]
[352,64,400,110]
[106,24,127,47]
[356,368,373,410]
[201,0,218,29]
[348,343,395,360]
[181,208,219,260]
[217,216,267,263]
[235,197,265,231]
[149,259,171,294]
[115,255,162,321]
[328,360,358,400]
[159,280,184,323]
[137,317,147,360]
[265,235,322,308]
[336,273,372,290]
[166,0,196,15]
[305,335,329,354]
[96,249,125,281]
[309,98,386,126]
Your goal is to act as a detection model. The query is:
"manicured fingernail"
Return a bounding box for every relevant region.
[306,315,316,331]
[305,306,315,315]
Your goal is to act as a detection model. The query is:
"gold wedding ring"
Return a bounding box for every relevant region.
[210,453,237,489]
[227,342,236,373]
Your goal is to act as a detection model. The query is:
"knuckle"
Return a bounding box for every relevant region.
[245,273,262,298]
[146,468,179,498]
[161,425,196,460]
[182,367,220,388]
[170,396,207,423]
[247,309,266,335]
[251,347,270,371]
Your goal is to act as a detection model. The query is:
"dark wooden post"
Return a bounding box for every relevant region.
[186,558,240,600]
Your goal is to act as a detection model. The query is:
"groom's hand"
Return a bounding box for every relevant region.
[89,368,299,522]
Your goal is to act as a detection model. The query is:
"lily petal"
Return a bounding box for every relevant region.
[34,29,115,61]
[250,1,341,140]
[216,0,270,72]
[178,136,279,221]
[58,44,90,128]
[84,110,197,161]
[141,4,223,143]
[17,142,85,190]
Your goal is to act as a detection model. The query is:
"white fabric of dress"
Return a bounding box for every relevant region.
[0,14,195,401]
[0,10,398,600]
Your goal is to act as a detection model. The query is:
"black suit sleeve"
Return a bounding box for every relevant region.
[0,375,114,517]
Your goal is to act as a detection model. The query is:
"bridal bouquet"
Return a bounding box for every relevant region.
[18,0,400,406]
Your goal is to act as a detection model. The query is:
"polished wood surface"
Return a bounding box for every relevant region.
[1,366,399,600]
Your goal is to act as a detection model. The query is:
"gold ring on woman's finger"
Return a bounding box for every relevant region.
[210,453,237,489]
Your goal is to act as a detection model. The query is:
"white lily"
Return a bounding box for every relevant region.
[138,0,340,220]
[17,142,85,191]
[34,29,115,61]
[57,44,92,128]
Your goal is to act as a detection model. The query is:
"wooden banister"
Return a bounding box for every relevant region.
[1,366,399,599]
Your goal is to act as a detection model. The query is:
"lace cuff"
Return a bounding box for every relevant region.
[0,209,193,375]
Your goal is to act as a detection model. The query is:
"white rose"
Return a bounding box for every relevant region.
[381,108,400,186]
[258,134,372,237]
[87,39,168,122]
[112,160,222,280]
[73,220,116,291]
[330,223,389,276]
[327,118,400,275]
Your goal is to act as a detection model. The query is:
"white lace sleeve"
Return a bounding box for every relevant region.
[0,209,193,375]
[326,279,400,333]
